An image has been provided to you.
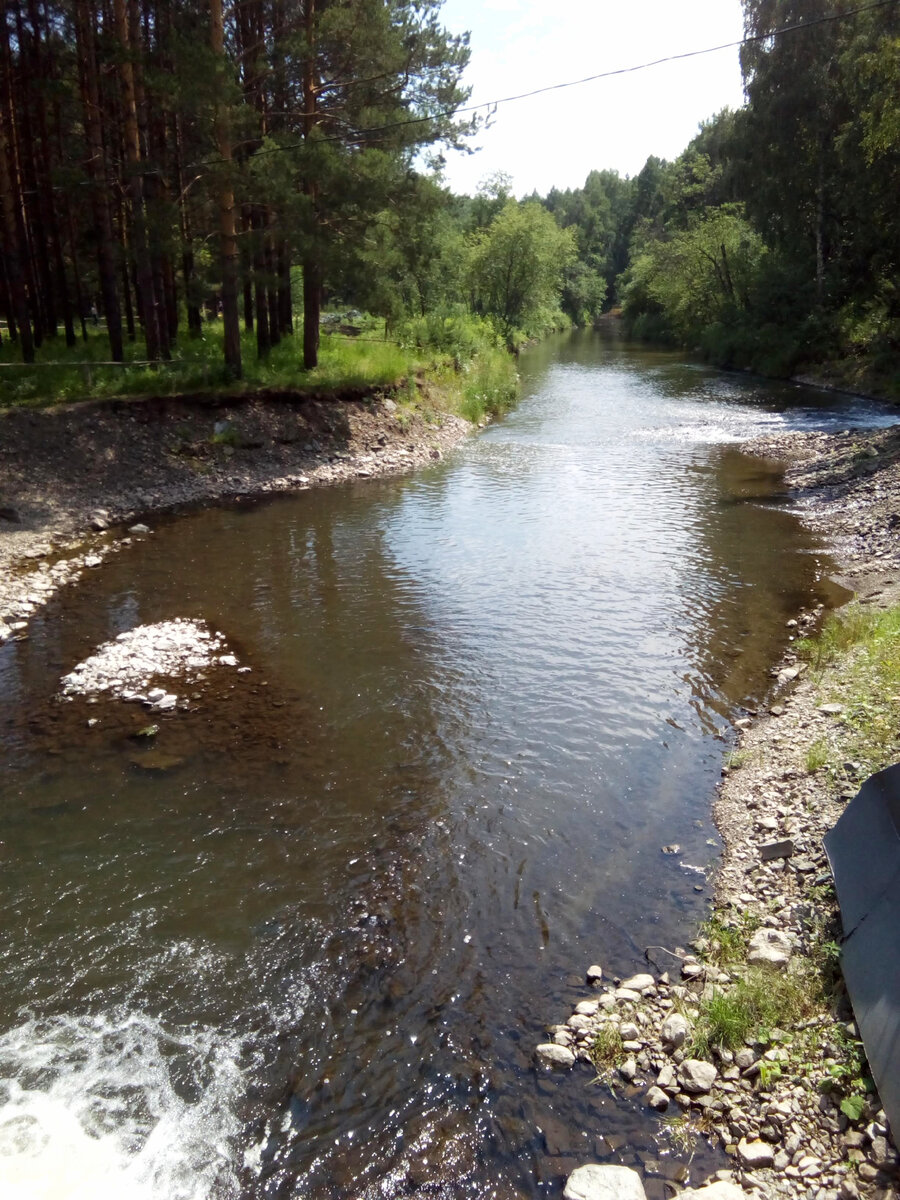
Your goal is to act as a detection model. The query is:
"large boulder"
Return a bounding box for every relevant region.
[563,1164,647,1200]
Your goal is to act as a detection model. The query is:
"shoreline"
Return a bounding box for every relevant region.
[3,384,900,1198]
[539,421,900,1200]
[0,385,472,643]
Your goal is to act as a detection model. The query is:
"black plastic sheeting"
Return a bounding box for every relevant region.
[824,762,900,1136]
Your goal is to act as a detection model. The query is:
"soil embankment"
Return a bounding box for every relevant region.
[0,386,470,640]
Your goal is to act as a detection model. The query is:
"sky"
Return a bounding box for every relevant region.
[435,0,747,197]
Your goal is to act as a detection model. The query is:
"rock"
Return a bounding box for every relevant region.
[679,1059,718,1094]
[677,1184,746,1200]
[661,1012,689,1050]
[535,1043,575,1069]
[563,1164,647,1200]
[619,1022,640,1041]
[129,751,186,774]
[84,554,103,568]
[586,964,603,984]
[682,962,704,979]
[747,927,792,966]
[868,1135,896,1167]
[737,1138,775,1169]
[646,1086,669,1111]
[129,523,151,534]
[614,988,642,1003]
[735,1047,757,1071]
[89,509,110,530]
[618,1058,637,1082]
[818,703,844,715]
[567,1014,592,1032]
[575,1000,599,1016]
[759,838,794,861]
[656,1063,676,1089]
[621,973,655,992]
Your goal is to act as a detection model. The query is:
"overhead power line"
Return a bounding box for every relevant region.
[224,0,899,163]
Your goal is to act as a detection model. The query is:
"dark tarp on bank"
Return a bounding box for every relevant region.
[824,762,900,1136]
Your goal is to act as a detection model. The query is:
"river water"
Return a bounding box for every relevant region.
[0,331,893,1200]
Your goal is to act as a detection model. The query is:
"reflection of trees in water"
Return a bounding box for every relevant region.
[674,445,843,723]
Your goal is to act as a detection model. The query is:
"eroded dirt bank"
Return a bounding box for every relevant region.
[538,421,900,1200]
[0,386,470,640]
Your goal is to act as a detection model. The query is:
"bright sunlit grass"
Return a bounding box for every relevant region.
[0,320,421,408]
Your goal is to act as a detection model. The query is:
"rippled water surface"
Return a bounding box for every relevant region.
[1,332,891,1199]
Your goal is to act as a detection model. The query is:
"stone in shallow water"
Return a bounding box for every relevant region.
[563,1164,647,1200]
[59,619,239,701]
[128,751,186,774]
[534,1043,575,1069]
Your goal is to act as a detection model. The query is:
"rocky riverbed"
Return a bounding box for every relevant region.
[537,420,900,1200]
[0,386,471,642]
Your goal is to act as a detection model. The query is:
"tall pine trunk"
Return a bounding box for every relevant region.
[74,0,124,360]
[211,0,241,378]
[0,8,34,362]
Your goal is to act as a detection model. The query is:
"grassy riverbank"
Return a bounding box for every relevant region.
[0,314,518,426]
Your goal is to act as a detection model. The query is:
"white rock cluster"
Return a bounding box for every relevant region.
[59,618,241,709]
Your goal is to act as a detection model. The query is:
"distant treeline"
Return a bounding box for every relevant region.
[540,0,900,391]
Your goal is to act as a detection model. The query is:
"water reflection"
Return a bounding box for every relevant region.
[0,330,890,1199]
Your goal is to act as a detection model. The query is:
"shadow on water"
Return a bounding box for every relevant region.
[0,329,887,1199]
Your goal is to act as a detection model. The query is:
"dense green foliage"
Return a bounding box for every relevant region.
[614,1,900,391]
[3,0,898,400]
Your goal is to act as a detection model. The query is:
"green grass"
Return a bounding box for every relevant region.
[796,602,900,779]
[1,311,522,426]
[589,1023,623,1072]
[690,967,820,1056]
[805,737,831,773]
[0,321,421,408]
[697,912,760,967]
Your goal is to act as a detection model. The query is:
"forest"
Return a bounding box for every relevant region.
[0,0,898,400]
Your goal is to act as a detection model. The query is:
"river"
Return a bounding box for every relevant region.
[0,330,893,1200]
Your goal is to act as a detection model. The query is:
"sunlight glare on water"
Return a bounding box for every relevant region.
[0,330,890,1199]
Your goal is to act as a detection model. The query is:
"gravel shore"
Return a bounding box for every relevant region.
[0,386,471,643]
[3,390,899,1200]
[540,419,900,1200]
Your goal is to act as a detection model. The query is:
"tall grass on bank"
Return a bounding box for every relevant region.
[0,322,419,408]
[0,311,520,423]
[399,312,518,423]
[795,602,900,779]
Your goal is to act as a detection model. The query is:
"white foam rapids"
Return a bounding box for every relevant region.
[0,1010,245,1200]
